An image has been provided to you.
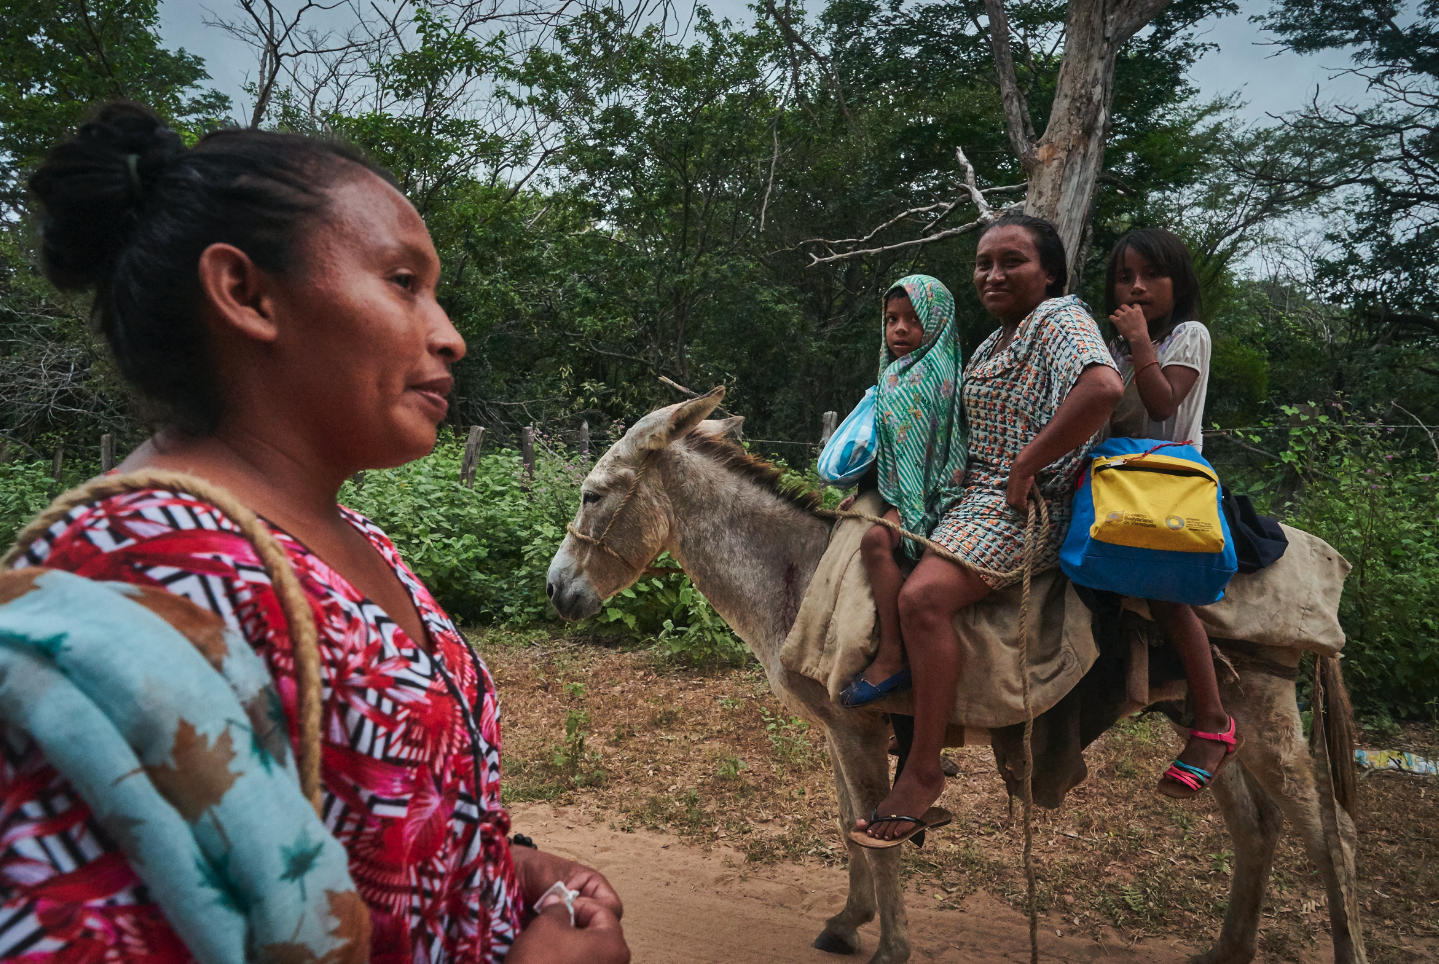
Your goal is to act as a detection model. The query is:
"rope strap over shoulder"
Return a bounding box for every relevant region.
[2,469,325,816]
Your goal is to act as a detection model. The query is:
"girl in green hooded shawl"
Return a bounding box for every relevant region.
[839,275,968,708]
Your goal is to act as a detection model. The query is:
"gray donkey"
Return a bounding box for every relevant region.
[546,389,1365,964]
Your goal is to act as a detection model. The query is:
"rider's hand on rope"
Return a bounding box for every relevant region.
[1005,463,1038,513]
[512,845,624,920]
[508,898,630,964]
[838,494,856,511]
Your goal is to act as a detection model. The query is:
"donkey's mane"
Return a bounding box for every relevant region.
[683,432,823,514]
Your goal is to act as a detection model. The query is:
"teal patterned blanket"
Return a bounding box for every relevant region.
[0,568,368,964]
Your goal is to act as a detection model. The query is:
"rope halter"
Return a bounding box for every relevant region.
[564,456,683,578]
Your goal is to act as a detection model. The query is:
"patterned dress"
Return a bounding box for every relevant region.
[0,488,523,964]
[931,295,1117,587]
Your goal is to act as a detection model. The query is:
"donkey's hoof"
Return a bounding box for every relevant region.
[813,927,860,955]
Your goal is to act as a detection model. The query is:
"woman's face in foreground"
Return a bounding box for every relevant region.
[267,173,465,468]
[973,225,1055,325]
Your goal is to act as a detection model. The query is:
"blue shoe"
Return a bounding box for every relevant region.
[839,667,912,707]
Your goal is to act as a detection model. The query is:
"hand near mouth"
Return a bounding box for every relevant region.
[1109,303,1149,343]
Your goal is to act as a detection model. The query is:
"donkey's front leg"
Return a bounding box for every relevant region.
[819,715,911,964]
[1192,755,1283,964]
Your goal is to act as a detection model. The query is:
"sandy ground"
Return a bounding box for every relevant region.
[510,802,1317,964]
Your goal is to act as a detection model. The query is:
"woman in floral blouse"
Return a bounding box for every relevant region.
[1,101,629,964]
[852,214,1124,846]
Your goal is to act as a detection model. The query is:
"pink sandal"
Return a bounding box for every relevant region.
[1158,717,1242,800]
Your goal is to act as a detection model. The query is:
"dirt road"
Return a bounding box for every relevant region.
[510,802,1297,964]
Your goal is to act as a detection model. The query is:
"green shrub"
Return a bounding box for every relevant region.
[0,461,55,548]
[340,435,749,664]
[1226,404,1439,717]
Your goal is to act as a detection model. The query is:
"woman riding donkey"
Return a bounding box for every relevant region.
[851,214,1124,846]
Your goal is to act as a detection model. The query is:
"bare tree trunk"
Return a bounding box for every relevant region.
[985,0,1173,288]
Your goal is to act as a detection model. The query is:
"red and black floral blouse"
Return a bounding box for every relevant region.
[0,488,523,964]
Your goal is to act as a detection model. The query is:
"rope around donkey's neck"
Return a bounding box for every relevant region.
[817,492,1048,964]
[1,469,325,817]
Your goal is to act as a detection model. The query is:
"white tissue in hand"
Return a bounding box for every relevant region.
[536,880,580,926]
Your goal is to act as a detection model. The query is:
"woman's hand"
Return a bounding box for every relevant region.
[1005,461,1036,513]
[1108,304,1149,345]
[512,845,624,920]
[507,898,630,964]
[1004,364,1124,512]
[838,494,857,511]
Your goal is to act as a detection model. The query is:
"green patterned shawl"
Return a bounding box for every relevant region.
[874,274,968,558]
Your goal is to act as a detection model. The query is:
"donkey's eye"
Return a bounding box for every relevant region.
[582,491,601,505]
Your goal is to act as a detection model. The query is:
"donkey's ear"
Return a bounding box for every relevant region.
[636,386,726,450]
[692,415,744,442]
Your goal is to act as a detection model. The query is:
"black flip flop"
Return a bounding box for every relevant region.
[849,806,953,850]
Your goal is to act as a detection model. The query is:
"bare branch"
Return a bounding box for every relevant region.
[1111,0,1174,46]
[805,216,993,265]
[759,83,789,234]
[982,0,1035,163]
[763,0,860,136]
[798,143,1019,265]
[1391,400,1439,468]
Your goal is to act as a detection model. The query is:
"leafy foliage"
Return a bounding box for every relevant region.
[1218,402,1439,716]
[0,460,55,549]
[338,434,747,665]
[0,0,230,211]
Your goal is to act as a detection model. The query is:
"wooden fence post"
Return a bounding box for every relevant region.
[101,434,115,473]
[579,421,590,460]
[49,444,65,497]
[520,426,536,483]
[460,426,485,487]
[820,411,838,447]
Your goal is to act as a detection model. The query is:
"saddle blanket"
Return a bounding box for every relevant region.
[781,493,1350,730]
[780,491,1099,730]
[1120,522,1349,657]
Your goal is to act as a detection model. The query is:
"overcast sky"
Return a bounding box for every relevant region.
[159,0,1373,128]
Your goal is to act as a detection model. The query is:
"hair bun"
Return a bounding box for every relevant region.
[28,101,186,290]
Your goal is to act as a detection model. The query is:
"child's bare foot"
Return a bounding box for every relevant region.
[853,764,947,841]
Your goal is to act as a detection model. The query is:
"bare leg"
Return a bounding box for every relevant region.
[1153,600,1231,779]
[854,551,990,840]
[860,510,908,685]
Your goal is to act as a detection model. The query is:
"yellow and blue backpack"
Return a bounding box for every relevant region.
[1060,438,1238,605]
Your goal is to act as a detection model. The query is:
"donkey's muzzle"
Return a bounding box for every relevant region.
[545,549,603,621]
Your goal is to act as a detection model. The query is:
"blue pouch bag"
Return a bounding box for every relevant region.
[1060,437,1238,605]
[817,387,878,487]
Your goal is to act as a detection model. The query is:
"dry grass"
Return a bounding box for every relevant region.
[476,632,1439,963]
